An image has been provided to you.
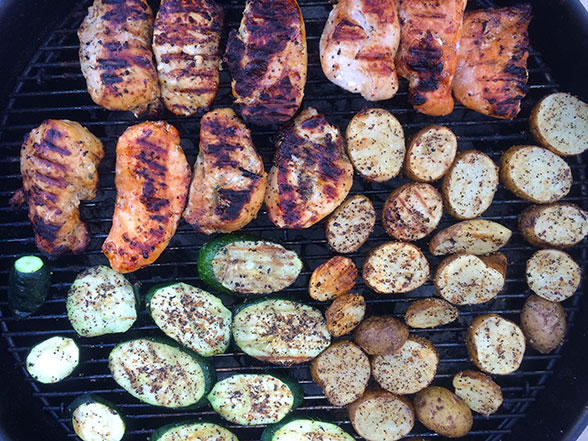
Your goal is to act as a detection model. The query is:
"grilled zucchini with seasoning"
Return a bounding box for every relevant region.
[150,421,238,441]
[26,336,79,384]
[232,298,330,365]
[146,282,231,356]
[519,203,588,248]
[198,234,302,295]
[208,373,303,425]
[429,219,512,256]
[69,395,125,441]
[262,417,355,441]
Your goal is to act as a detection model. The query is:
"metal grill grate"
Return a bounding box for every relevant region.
[1,1,586,440]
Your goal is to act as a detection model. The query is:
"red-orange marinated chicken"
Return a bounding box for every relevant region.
[102,121,191,273]
[453,5,532,119]
[395,0,467,115]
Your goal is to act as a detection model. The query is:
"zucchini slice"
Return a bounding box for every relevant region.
[26,336,79,384]
[146,282,232,356]
[208,373,303,425]
[262,417,354,441]
[150,421,238,441]
[67,266,138,337]
[70,395,125,441]
[233,298,331,365]
[8,255,50,318]
[108,337,215,408]
[198,233,303,295]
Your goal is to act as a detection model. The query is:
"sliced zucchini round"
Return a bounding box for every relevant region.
[109,337,215,408]
[8,255,50,318]
[262,416,354,441]
[70,395,125,441]
[146,282,232,356]
[26,336,79,384]
[150,421,238,441]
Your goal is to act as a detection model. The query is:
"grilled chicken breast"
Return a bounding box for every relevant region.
[183,108,266,234]
[395,0,467,115]
[225,0,307,124]
[153,0,224,116]
[266,107,353,229]
[320,0,401,101]
[102,121,191,273]
[453,5,532,119]
[78,0,160,116]
[20,120,104,256]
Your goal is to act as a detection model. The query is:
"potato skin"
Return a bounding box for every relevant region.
[520,294,566,354]
[404,298,459,329]
[353,316,409,355]
[519,203,588,248]
[413,386,473,438]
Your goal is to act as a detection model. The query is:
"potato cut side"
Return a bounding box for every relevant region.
[526,249,581,302]
[363,242,429,294]
[519,203,588,248]
[345,108,405,182]
[348,389,414,441]
[442,150,498,219]
[382,183,443,241]
[326,293,366,337]
[404,125,457,182]
[311,340,370,406]
[404,298,459,329]
[372,336,438,395]
[414,386,473,438]
[466,314,526,375]
[429,219,512,256]
[521,294,566,354]
[500,145,572,203]
[309,256,357,301]
[353,316,409,356]
[326,194,376,254]
[530,93,588,156]
[452,370,503,416]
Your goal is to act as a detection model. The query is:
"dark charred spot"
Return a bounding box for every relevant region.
[100,72,124,85]
[411,92,427,106]
[504,63,527,79]
[215,188,253,221]
[38,140,71,156]
[31,215,60,243]
[332,19,366,41]
[46,128,62,141]
[101,0,150,24]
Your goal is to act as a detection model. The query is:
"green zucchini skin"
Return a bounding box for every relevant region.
[8,255,50,318]
[68,394,125,441]
[150,421,238,441]
[261,416,355,441]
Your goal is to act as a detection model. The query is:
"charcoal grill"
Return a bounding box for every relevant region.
[1,0,588,440]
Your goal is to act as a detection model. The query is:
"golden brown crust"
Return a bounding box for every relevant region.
[326,293,366,337]
[309,256,357,302]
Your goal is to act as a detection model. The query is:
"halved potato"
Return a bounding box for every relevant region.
[466,314,526,375]
[434,253,506,305]
[348,389,414,441]
[530,92,588,156]
[500,145,572,203]
[362,242,429,294]
[520,294,566,354]
[526,249,581,302]
[404,125,458,182]
[372,336,438,395]
[404,298,459,329]
[382,183,443,241]
[311,340,370,406]
[345,108,405,182]
[353,316,409,356]
[326,194,376,254]
[414,386,473,438]
[429,219,512,256]
[452,370,503,416]
[325,293,366,337]
[309,256,357,301]
[519,203,588,248]
[442,150,499,219]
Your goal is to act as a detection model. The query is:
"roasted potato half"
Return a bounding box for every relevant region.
[530,92,588,156]
[326,194,376,254]
[466,314,526,375]
[519,203,588,248]
[429,219,512,256]
[404,125,457,182]
[404,298,459,329]
[500,145,572,203]
[309,256,357,301]
[414,386,473,438]
[520,294,566,354]
[326,293,366,337]
[453,370,503,416]
[345,108,405,182]
[353,316,409,355]
[526,249,581,302]
[382,183,443,241]
[442,150,499,219]
[348,389,415,441]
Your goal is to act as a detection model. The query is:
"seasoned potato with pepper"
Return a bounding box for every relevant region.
[353,316,409,356]
[414,386,473,438]
[326,195,376,253]
[404,125,457,182]
[404,298,459,329]
[526,249,581,302]
[326,293,366,337]
[309,256,357,301]
[429,219,512,256]
[520,294,566,354]
[452,370,503,416]
[519,203,588,248]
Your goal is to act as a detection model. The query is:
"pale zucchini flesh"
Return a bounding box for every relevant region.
[429,219,512,256]
[265,419,355,441]
[326,194,376,254]
[526,249,581,302]
[26,336,79,384]
[72,400,125,441]
[151,422,238,441]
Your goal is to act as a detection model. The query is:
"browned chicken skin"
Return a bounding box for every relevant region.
[20,120,104,256]
[395,0,467,115]
[225,0,307,125]
[453,5,531,119]
[183,108,267,234]
[102,121,191,273]
[78,0,161,116]
[265,107,353,229]
[153,0,224,116]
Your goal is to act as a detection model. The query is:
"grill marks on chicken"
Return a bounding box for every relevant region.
[102,121,191,273]
[225,0,307,124]
[20,120,104,256]
[320,0,401,101]
[78,0,160,116]
[183,108,267,234]
[453,5,532,119]
[265,107,353,229]
[395,0,467,115]
[153,0,224,116]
